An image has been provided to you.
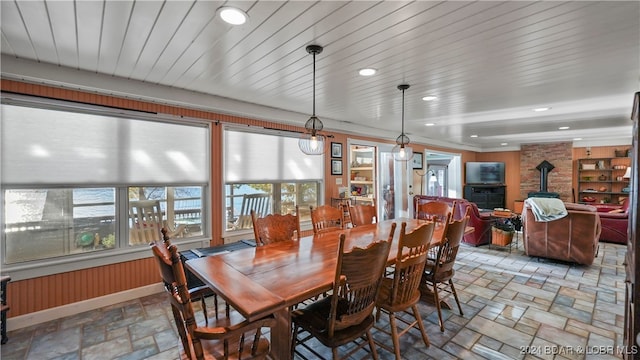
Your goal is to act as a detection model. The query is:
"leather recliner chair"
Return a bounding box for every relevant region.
[523,202,601,266]
[595,198,629,244]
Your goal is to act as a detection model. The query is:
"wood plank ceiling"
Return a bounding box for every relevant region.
[1,0,639,151]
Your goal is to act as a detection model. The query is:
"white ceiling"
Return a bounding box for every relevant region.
[1,1,639,151]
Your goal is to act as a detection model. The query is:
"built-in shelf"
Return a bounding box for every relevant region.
[349,145,376,205]
[577,156,631,204]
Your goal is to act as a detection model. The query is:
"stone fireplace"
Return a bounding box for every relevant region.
[520,142,573,201]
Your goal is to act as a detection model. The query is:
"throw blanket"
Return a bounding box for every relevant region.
[525,197,568,222]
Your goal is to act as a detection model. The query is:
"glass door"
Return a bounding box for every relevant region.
[378,145,413,220]
[424,151,462,199]
[427,165,448,196]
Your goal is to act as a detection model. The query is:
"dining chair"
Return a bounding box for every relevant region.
[422,208,469,332]
[310,204,345,234]
[155,229,216,326]
[415,200,452,223]
[251,206,301,246]
[373,221,436,359]
[150,228,275,360]
[129,200,186,244]
[291,224,396,360]
[233,193,271,230]
[348,201,378,227]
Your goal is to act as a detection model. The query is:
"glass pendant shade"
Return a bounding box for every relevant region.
[299,114,326,154]
[392,143,413,161]
[299,45,326,155]
[299,132,326,155]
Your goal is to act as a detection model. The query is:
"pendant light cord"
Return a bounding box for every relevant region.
[401,87,405,136]
[312,51,316,117]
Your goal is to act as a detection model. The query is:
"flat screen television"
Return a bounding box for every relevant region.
[465,162,505,185]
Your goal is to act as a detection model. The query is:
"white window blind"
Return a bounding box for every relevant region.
[1,104,209,185]
[224,129,323,182]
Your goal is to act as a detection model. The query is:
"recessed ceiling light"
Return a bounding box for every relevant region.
[559,126,570,130]
[470,134,478,138]
[501,142,508,146]
[358,68,376,76]
[533,107,551,112]
[217,6,248,25]
[573,137,583,141]
[422,95,438,101]
[425,123,436,127]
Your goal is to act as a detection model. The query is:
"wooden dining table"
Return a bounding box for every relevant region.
[185,218,471,360]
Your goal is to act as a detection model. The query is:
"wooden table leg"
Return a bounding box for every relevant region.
[270,306,293,360]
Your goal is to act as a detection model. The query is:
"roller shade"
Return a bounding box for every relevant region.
[224,129,323,182]
[1,104,209,185]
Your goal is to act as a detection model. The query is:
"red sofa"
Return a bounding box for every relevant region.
[412,195,493,246]
[594,198,629,244]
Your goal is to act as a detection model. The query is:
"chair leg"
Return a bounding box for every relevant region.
[432,282,445,332]
[213,293,219,320]
[411,304,430,347]
[449,279,464,316]
[171,305,191,359]
[200,296,208,326]
[291,326,299,357]
[388,312,401,360]
[366,329,379,360]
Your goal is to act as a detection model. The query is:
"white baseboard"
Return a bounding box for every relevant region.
[7,283,165,331]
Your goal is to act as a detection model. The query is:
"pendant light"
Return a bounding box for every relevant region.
[298,45,326,155]
[392,84,414,161]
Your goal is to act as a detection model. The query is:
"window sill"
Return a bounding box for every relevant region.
[2,236,211,281]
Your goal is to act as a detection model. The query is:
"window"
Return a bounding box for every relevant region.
[224,128,323,232]
[5,187,116,263]
[1,97,210,266]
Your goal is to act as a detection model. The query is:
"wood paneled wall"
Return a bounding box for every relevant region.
[7,258,159,317]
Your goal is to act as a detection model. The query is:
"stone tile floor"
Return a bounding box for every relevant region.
[0,240,627,359]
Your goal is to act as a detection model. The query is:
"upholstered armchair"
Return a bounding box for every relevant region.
[596,198,629,244]
[523,202,601,265]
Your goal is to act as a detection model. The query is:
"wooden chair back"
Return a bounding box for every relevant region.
[310,205,344,234]
[251,206,301,246]
[235,193,271,230]
[386,221,436,306]
[374,221,435,357]
[431,209,469,282]
[416,201,451,223]
[349,202,378,227]
[329,227,393,335]
[150,229,198,358]
[423,208,469,332]
[150,228,275,360]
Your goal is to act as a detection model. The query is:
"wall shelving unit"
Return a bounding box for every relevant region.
[577,156,631,205]
[349,145,376,205]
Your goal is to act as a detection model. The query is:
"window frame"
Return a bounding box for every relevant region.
[222,126,325,239]
[1,94,212,280]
